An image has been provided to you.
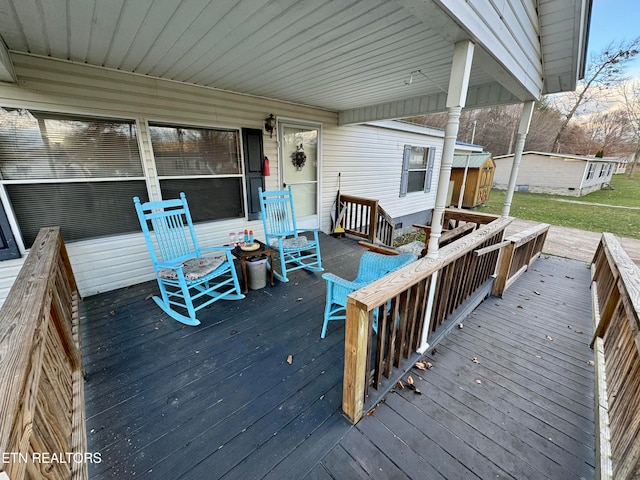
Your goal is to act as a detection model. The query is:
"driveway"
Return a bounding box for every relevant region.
[506,218,640,266]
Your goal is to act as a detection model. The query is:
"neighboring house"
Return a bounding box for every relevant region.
[0,1,590,304]
[493,151,616,196]
[450,153,495,208]
[606,156,630,174]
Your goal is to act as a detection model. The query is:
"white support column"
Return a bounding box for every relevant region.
[427,40,474,259]
[502,100,535,216]
[416,270,438,354]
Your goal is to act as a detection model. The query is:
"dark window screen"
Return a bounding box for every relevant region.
[159,178,244,223]
[6,181,149,247]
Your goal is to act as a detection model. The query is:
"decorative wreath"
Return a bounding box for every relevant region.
[291,143,307,170]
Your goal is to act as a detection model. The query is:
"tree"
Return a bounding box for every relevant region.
[552,37,640,151]
[621,80,640,178]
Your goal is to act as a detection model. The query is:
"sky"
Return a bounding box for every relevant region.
[587,0,640,77]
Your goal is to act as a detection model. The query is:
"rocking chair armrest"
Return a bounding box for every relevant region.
[322,272,366,290]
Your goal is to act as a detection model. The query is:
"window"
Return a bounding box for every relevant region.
[0,108,147,248]
[586,163,595,180]
[149,124,244,222]
[400,145,435,197]
[598,164,605,177]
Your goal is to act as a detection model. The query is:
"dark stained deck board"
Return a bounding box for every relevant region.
[82,238,596,480]
[319,255,595,480]
[82,234,362,479]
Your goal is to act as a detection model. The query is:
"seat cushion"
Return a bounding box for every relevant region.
[282,236,309,249]
[158,254,226,281]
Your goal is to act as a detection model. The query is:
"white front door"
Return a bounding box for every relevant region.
[279,122,320,230]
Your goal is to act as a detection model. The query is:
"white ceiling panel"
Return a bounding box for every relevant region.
[0,0,590,122]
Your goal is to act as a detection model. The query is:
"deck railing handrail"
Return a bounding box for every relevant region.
[342,215,514,423]
[591,232,640,480]
[492,222,550,297]
[0,227,87,480]
[338,194,394,246]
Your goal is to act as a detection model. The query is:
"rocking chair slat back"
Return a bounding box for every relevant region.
[258,186,323,283]
[262,194,297,238]
[137,194,199,263]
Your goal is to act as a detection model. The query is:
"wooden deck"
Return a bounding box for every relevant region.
[81,235,594,479]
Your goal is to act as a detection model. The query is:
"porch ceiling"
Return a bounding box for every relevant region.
[0,0,589,123]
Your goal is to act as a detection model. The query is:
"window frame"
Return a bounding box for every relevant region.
[147,121,246,224]
[0,108,147,250]
[400,145,436,197]
[586,163,596,180]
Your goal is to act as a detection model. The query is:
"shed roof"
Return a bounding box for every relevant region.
[452,153,494,168]
[493,151,619,163]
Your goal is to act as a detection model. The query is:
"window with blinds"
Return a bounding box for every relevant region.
[400,145,435,197]
[0,108,148,248]
[149,124,244,222]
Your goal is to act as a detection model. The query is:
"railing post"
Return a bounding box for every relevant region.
[342,299,371,424]
[368,200,379,243]
[492,242,515,297]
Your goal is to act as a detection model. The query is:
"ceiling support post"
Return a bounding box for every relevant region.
[426,40,474,259]
[502,100,534,216]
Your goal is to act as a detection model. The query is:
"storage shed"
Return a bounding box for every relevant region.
[450,153,495,208]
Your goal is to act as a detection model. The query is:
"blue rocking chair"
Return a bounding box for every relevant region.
[321,251,416,338]
[133,193,244,326]
[258,186,323,282]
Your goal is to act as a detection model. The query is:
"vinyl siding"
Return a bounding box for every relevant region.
[0,54,336,301]
[493,153,614,196]
[0,54,447,303]
[321,123,442,233]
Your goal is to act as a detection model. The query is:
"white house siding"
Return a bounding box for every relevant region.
[0,54,338,301]
[321,122,443,234]
[493,153,614,196]
[438,0,542,99]
[0,55,449,303]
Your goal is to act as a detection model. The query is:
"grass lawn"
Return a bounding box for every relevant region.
[475,175,640,239]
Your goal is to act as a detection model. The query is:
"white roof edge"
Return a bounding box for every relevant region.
[364,120,446,137]
[493,151,619,162]
[363,120,483,151]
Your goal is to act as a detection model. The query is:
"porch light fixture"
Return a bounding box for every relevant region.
[264,114,276,138]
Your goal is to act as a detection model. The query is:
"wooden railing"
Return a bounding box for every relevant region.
[342,216,513,423]
[0,227,87,480]
[375,205,395,246]
[491,223,550,297]
[442,208,501,229]
[339,194,395,246]
[591,233,640,480]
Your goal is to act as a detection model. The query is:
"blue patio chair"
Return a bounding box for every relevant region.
[258,186,323,283]
[133,193,244,326]
[321,251,417,338]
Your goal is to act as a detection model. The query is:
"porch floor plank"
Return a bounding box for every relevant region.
[319,255,595,480]
[81,237,595,479]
